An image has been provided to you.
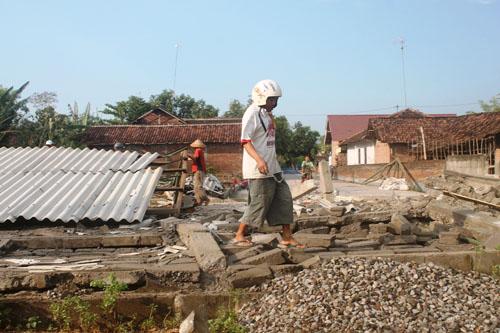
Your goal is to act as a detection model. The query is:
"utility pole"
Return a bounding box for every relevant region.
[398,38,408,108]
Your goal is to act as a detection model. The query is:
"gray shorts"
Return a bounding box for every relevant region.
[240,173,293,228]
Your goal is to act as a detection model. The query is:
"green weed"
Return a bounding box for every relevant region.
[208,308,248,333]
[90,273,128,317]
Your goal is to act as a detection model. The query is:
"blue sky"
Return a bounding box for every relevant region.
[1,0,499,133]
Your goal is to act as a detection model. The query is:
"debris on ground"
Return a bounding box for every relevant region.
[239,257,500,333]
[379,177,409,191]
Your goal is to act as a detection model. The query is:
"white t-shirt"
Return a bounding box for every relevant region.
[241,104,282,179]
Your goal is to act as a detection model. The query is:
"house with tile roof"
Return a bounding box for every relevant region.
[324,110,455,166]
[338,110,500,174]
[85,109,243,180]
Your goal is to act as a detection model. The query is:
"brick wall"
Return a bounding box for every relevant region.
[336,159,445,182]
[374,140,390,164]
[95,143,243,183]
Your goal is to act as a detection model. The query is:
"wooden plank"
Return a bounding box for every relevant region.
[174,154,188,210]
[396,158,424,192]
[146,207,180,217]
[162,168,187,173]
[443,190,500,211]
[155,186,184,192]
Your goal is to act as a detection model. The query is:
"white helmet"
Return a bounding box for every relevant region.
[45,140,54,146]
[251,79,282,106]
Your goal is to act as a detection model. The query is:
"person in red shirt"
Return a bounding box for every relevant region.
[189,139,210,206]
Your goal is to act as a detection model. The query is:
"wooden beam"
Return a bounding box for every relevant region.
[155,186,184,192]
[146,207,180,217]
[443,190,500,211]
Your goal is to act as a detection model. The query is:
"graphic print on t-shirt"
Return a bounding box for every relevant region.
[266,116,275,147]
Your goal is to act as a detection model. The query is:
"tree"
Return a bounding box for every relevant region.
[29,91,58,111]
[480,94,500,113]
[101,96,152,124]
[290,121,320,162]
[0,81,30,145]
[149,90,175,112]
[102,90,220,123]
[223,99,246,118]
[274,115,293,164]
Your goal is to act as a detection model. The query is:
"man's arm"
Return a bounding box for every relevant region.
[242,142,268,175]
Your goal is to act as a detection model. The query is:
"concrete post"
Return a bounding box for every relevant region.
[318,160,334,202]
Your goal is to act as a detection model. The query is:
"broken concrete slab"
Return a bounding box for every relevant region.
[228,266,273,288]
[438,231,461,245]
[270,264,303,276]
[176,223,226,271]
[295,216,330,230]
[290,179,317,200]
[369,223,388,234]
[176,223,206,247]
[220,244,252,256]
[338,222,369,238]
[388,214,412,235]
[383,235,417,246]
[299,255,321,269]
[341,211,394,225]
[251,233,281,247]
[240,248,286,265]
[295,226,330,234]
[228,245,264,264]
[188,232,227,271]
[293,233,335,248]
[226,264,258,273]
[344,239,380,249]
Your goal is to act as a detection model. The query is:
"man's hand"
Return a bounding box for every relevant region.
[242,141,269,175]
[257,158,269,175]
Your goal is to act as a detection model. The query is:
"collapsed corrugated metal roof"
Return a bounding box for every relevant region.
[0,146,162,223]
[0,146,159,174]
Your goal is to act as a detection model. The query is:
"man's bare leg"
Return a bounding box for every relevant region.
[281,224,304,247]
[235,223,247,241]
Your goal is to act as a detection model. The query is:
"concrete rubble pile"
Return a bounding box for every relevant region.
[161,181,498,291]
[425,175,500,208]
[239,257,500,333]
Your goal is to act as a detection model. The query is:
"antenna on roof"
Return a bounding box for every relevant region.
[172,42,181,95]
[397,37,408,108]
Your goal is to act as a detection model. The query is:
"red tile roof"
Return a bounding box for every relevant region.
[184,118,242,124]
[367,112,500,144]
[84,123,241,146]
[326,115,388,142]
[326,109,456,143]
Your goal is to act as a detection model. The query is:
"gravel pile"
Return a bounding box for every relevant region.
[239,257,499,332]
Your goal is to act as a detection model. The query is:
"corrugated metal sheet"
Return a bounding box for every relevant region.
[0,146,159,175]
[0,146,163,223]
[0,168,162,223]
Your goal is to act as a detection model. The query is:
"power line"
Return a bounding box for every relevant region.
[284,101,480,117]
[413,102,479,108]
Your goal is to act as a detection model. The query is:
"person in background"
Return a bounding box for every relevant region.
[300,155,315,183]
[188,139,210,206]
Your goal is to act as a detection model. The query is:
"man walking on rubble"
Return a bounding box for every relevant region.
[232,79,304,248]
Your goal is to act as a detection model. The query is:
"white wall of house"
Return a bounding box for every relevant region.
[347,140,375,165]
